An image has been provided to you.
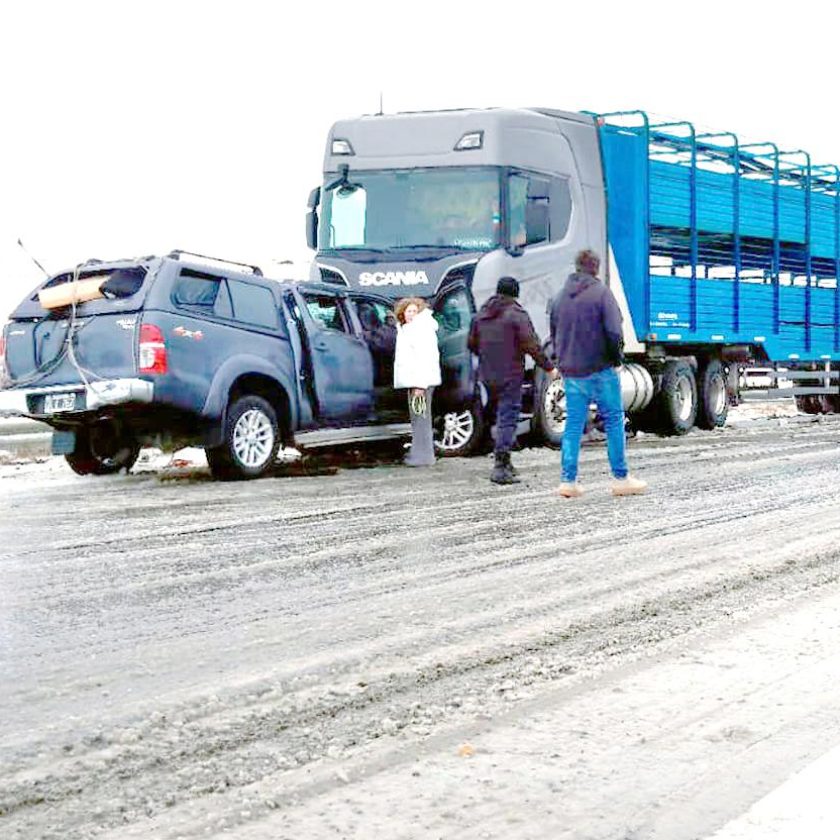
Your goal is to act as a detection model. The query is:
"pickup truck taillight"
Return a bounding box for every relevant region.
[139,324,168,374]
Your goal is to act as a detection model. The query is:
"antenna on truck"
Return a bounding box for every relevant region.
[377,91,384,116]
[17,238,49,277]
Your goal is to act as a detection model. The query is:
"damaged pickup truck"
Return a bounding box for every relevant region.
[0,251,476,479]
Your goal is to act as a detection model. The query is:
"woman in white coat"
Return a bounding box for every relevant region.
[393,297,442,466]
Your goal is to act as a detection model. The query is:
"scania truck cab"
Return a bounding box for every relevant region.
[308,107,840,451]
[306,108,648,454]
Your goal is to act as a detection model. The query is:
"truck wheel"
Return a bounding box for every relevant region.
[533,371,565,449]
[434,403,485,457]
[696,359,728,429]
[207,395,280,480]
[65,421,140,476]
[657,359,697,435]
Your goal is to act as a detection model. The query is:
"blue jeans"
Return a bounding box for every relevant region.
[561,367,628,482]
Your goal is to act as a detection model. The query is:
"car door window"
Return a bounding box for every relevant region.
[354,298,397,387]
[434,287,472,334]
[304,294,349,332]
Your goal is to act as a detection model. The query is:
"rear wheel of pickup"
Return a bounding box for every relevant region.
[434,402,485,457]
[65,420,141,476]
[207,394,280,480]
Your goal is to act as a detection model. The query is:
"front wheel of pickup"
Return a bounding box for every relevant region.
[207,395,280,480]
[65,420,141,476]
[434,402,486,457]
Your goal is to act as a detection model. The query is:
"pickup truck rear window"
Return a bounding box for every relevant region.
[228,280,278,329]
[173,269,282,331]
[173,270,221,307]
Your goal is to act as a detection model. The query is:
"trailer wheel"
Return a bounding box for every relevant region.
[434,402,485,457]
[658,359,697,435]
[533,370,565,449]
[207,394,280,480]
[696,359,728,429]
[65,420,140,476]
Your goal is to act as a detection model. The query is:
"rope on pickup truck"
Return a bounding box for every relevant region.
[64,262,104,390]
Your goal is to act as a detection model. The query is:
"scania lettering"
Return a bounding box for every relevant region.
[306,108,840,452]
[359,270,430,287]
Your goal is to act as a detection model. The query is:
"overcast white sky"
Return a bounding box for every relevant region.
[2,0,838,320]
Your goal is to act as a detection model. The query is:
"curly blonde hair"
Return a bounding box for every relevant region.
[394,296,428,324]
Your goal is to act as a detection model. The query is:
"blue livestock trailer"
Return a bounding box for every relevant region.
[306,107,840,450]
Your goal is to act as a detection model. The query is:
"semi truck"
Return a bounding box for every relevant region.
[306,107,840,454]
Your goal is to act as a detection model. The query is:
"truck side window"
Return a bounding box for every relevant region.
[228,280,278,329]
[304,294,348,332]
[549,178,572,242]
[328,186,367,248]
[508,174,529,249]
[507,172,572,247]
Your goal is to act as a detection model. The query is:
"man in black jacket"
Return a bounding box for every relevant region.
[469,276,557,484]
[549,249,646,497]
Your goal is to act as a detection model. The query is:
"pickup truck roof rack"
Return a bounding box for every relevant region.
[167,249,264,276]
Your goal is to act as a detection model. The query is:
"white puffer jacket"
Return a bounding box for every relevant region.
[393,308,442,389]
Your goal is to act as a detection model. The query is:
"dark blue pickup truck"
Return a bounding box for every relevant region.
[0,252,477,478]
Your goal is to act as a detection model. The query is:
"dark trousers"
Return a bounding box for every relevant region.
[485,378,523,455]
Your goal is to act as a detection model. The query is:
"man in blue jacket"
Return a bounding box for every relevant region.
[549,250,647,497]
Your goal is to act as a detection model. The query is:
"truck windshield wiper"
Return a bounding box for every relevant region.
[324,245,388,254]
[391,244,481,251]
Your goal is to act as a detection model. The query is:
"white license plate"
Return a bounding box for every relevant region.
[43,392,78,413]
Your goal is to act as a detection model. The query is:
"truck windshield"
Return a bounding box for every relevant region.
[318,167,502,254]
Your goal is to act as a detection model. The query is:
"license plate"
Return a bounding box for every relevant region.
[43,392,78,413]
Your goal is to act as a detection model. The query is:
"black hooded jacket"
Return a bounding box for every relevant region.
[468,294,553,385]
[549,272,624,377]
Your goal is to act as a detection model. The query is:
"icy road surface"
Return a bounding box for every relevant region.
[2,410,840,839]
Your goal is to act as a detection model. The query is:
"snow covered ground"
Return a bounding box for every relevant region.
[2,408,840,839]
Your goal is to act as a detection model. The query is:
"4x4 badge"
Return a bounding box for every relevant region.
[173,325,204,340]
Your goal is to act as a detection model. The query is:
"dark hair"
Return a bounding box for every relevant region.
[496,276,520,298]
[575,249,600,276]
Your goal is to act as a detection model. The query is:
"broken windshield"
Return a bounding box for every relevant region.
[318,167,502,256]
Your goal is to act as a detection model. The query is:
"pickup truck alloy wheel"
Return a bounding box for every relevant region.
[434,404,485,456]
[208,394,280,480]
[233,409,274,468]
